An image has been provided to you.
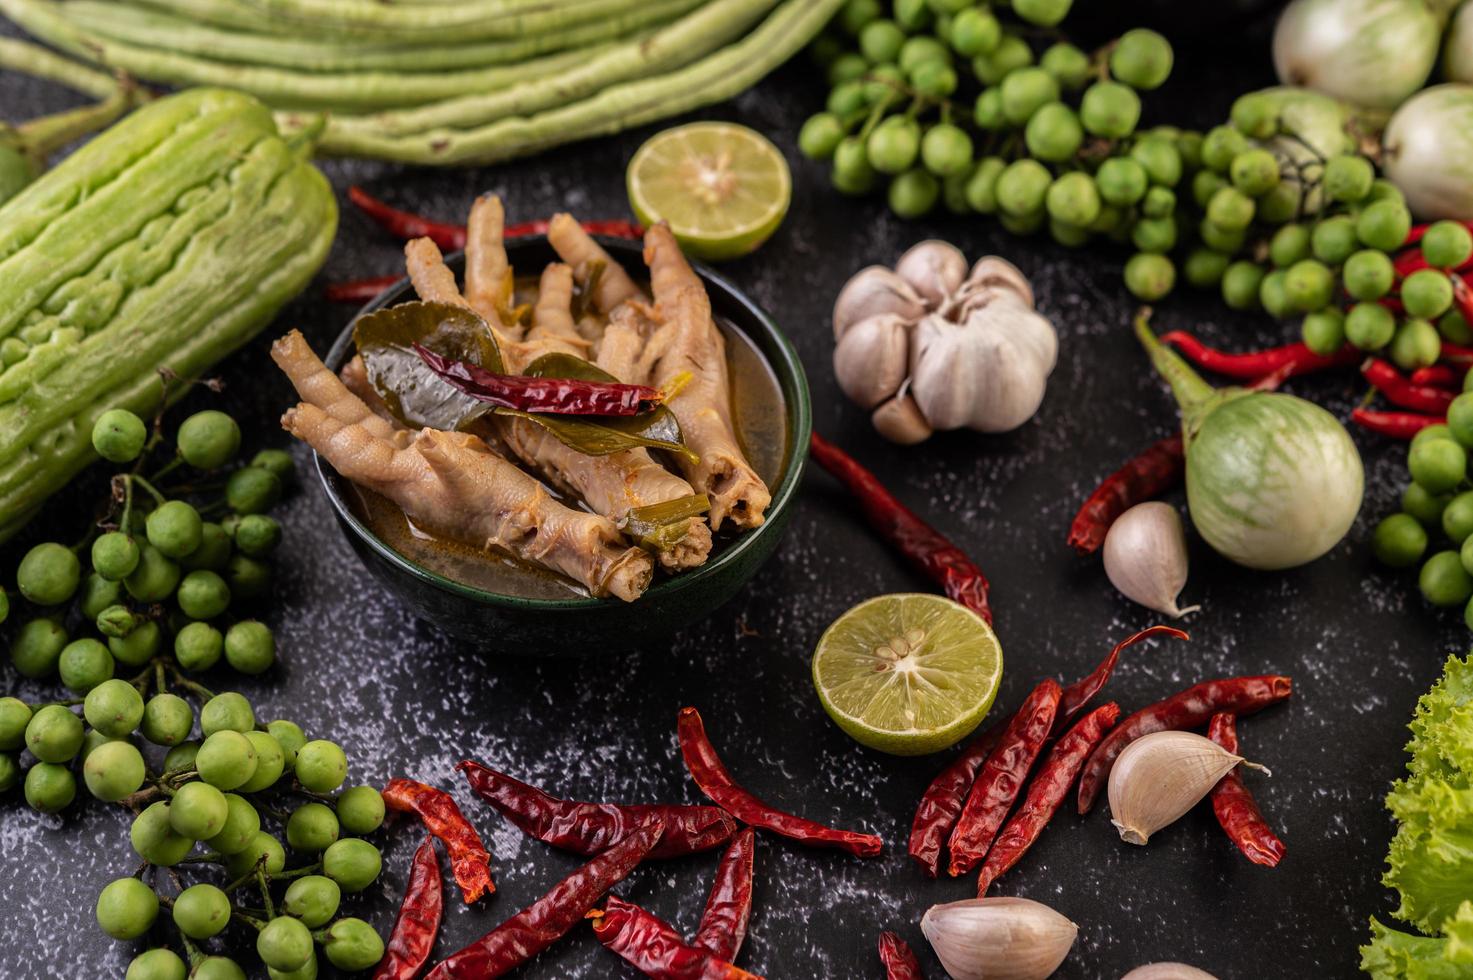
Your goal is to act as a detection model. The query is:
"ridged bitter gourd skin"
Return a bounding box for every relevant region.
[0,87,337,540]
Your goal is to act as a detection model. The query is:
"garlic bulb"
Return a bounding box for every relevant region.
[1102,502,1199,618]
[1108,731,1261,845]
[833,313,910,409]
[896,239,968,307]
[921,897,1078,980]
[832,266,925,340]
[1121,964,1221,980]
[830,245,1055,444]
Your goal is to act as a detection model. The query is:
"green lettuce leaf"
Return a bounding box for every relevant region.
[1361,917,1472,980]
[1408,654,1473,784]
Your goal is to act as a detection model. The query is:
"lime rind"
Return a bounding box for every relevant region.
[812,593,1003,756]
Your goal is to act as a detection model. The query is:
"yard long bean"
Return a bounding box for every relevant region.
[0,34,120,99]
[304,0,845,164]
[61,0,697,74]
[0,0,629,109]
[230,0,642,39]
[331,0,778,138]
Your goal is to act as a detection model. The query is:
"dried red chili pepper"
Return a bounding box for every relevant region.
[693,827,756,963]
[1158,331,1359,379]
[349,186,643,248]
[589,895,763,980]
[456,761,737,859]
[808,431,992,624]
[1362,359,1456,413]
[1076,675,1294,813]
[1067,435,1185,555]
[976,702,1120,895]
[907,625,1181,876]
[326,274,402,303]
[1206,713,1286,868]
[382,778,494,904]
[677,707,883,857]
[1351,407,1447,439]
[415,344,662,416]
[374,837,444,980]
[350,186,468,250]
[947,678,1062,876]
[907,720,1006,877]
[1411,364,1462,389]
[1057,625,1187,730]
[426,818,663,979]
[877,931,924,980]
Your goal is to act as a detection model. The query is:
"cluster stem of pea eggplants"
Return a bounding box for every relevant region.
[799,0,1473,368]
[0,393,387,979]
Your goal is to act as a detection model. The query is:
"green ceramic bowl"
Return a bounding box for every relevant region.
[315,236,811,653]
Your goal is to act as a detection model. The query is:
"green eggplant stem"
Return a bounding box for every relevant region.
[1133,307,1217,425]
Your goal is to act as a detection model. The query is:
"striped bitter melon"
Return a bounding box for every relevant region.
[0,87,337,540]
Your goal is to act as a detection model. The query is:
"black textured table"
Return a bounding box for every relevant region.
[0,11,1452,978]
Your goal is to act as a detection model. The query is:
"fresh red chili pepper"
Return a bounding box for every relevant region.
[1362,358,1456,413]
[1057,625,1188,731]
[907,625,1181,876]
[350,186,468,250]
[877,931,924,980]
[589,895,763,980]
[1452,274,1473,329]
[1411,364,1462,389]
[1443,340,1473,367]
[456,761,737,859]
[1076,675,1294,813]
[415,344,662,416]
[326,274,402,303]
[1157,331,1359,379]
[693,827,755,963]
[1350,407,1447,439]
[374,837,444,980]
[426,818,663,979]
[907,720,1005,878]
[947,678,1062,876]
[349,186,643,249]
[808,431,992,624]
[1206,713,1286,868]
[677,707,883,857]
[382,778,494,904]
[976,702,1119,895]
[1067,435,1185,555]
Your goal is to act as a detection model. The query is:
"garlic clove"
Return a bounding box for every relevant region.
[832,266,926,341]
[964,255,1034,308]
[1121,964,1221,980]
[921,897,1078,980]
[909,313,974,431]
[1107,731,1253,845]
[896,239,968,307]
[872,391,933,444]
[999,297,1059,374]
[833,312,910,409]
[1102,502,1200,619]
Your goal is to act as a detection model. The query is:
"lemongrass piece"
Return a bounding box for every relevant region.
[1102,501,1199,618]
[1107,731,1266,846]
[329,0,778,138]
[301,0,846,165]
[920,897,1078,980]
[64,0,697,73]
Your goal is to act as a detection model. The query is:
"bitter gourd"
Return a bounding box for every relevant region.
[0,87,337,540]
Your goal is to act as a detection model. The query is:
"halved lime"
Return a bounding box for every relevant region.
[813,593,1003,756]
[626,122,792,261]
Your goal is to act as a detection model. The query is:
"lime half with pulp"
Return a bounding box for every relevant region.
[813,593,1003,756]
[626,122,791,261]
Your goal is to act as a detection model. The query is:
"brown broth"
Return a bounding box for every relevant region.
[345,306,788,600]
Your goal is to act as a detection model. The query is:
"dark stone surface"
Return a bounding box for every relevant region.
[0,9,1456,978]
